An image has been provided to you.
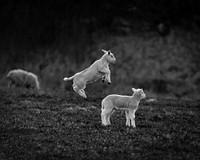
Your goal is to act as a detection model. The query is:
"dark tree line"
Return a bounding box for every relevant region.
[0,0,200,51]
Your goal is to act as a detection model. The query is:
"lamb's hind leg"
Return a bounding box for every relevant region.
[79,89,87,98]
[73,84,87,98]
[107,109,114,125]
[101,113,107,126]
[101,104,114,126]
[101,105,108,125]
[125,111,130,126]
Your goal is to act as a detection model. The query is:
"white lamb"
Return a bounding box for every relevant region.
[63,49,116,98]
[6,69,40,90]
[101,88,146,127]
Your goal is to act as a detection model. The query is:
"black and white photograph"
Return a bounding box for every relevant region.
[0,0,200,159]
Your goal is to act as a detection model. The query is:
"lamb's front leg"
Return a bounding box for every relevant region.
[129,110,136,128]
[100,68,111,84]
[102,75,106,83]
[107,109,115,125]
[131,116,136,128]
[105,70,111,84]
[126,110,136,127]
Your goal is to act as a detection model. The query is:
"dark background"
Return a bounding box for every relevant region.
[1,0,200,50]
[1,0,200,98]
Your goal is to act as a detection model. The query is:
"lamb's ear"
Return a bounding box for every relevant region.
[102,49,107,54]
[107,50,111,55]
[132,88,137,93]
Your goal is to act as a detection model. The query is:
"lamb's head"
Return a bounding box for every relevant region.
[102,49,116,64]
[132,88,146,100]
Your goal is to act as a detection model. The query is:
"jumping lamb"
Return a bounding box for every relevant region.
[101,88,146,127]
[6,69,40,90]
[63,49,116,98]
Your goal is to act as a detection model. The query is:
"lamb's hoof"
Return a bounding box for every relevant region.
[84,98,90,101]
[80,94,87,99]
[107,82,111,85]
[102,79,105,83]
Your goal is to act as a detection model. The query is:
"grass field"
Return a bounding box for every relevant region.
[0,88,200,159]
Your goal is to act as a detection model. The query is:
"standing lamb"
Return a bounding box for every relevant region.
[63,49,116,98]
[6,69,40,90]
[101,88,146,127]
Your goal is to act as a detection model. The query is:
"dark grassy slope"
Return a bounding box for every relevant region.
[0,89,200,160]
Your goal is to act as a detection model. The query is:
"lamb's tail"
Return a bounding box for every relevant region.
[63,75,75,81]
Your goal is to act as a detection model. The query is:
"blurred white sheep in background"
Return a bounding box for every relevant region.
[6,69,40,90]
[101,88,146,127]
